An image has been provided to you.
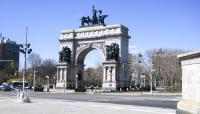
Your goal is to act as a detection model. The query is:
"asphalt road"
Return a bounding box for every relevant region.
[0,91,179,109]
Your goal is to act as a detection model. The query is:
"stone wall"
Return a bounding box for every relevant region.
[177,50,200,114]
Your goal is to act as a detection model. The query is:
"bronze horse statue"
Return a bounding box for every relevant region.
[98,10,108,26]
[81,16,91,26]
[81,6,108,26]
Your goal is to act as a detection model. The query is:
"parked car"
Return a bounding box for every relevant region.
[15,85,22,91]
[0,85,4,91]
[25,84,33,90]
[34,84,44,92]
[11,82,31,91]
[0,83,12,91]
[3,85,12,91]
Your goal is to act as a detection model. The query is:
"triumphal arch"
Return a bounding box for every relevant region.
[56,6,130,90]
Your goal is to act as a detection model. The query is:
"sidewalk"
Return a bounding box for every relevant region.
[99,92,182,96]
[49,88,75,93]
[49,89,181,96]
[0,97,176,114]
[50,89,181,97]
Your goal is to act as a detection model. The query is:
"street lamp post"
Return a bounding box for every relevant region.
[137,53,156,95]
[19,28,32,95]
[53,76,56,89]
[150,70,153,94]
[46,76,49,92]
[150,69,156,95]
[33,70,38,91]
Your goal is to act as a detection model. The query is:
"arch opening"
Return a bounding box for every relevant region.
[76,46,105,88]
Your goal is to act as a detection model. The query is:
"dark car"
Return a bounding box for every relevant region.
[34,84,44,92]
[4,85,12,91]
[25,84,33,90]
[12,82,31,91]
[15,85,22,91]
[0,84,12,91]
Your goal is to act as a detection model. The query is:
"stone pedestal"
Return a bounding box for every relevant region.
[177,50,200,114]
[102,61,118,90]
[102,61,128,90]
[56,62,71,88]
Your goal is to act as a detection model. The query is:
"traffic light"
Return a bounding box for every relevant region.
[26,43,30,48]
[138,53,142,64]
[19,49,25,54]
[19,44,23,48]
[28,49,32,54]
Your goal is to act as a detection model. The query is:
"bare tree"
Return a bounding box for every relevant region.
[39,59,57,84]
[84,65,103,87]
[145,48,185,91]
[84,67,96,87]
[128,54,138,87]
[27,53,42,70]
[27,53,42,83]
[94,65,103,87]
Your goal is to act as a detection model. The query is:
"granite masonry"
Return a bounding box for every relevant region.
[177,50,200,114]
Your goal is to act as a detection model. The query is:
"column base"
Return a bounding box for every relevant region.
[177,100,200,114]
[56,82,67,88]
[176,109,192,114]
[102,82,116,90]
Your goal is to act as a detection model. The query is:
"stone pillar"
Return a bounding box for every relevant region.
[56,63,71,88]
[60,69,63,81]
[102,61,119,90]
[103,67,107,81]
[57,68,60,82]
[177,50,200,114]
[63,68,65,81]
[64,68,67,81]
[112,67,116,82]
[110,67,112,82]
[106,67,109,81]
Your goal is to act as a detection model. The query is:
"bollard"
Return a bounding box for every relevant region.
[16,90,20,100]
[20,91,24,99]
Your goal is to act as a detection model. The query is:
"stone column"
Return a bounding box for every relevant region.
[112,67,116,82]
[60,69,62,81]
[64,68,67,81]
[107,67,109,81]
[110,67,112,82]
[104,67,109,81]
[57,68,60,82]
[105,67,108,81]
[62,68,64,81]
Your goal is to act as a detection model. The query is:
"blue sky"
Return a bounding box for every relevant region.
[0,0,200,68]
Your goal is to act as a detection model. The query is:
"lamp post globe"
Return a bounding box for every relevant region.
[46,76,49,92]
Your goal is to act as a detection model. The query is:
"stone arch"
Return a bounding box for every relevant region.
[57,24,130,90]
[76,44,106,65]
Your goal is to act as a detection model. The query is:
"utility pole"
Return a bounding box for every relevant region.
[19,27,32,97]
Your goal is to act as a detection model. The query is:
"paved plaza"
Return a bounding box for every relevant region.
[0,91,179,114]
[0,97,176,114]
